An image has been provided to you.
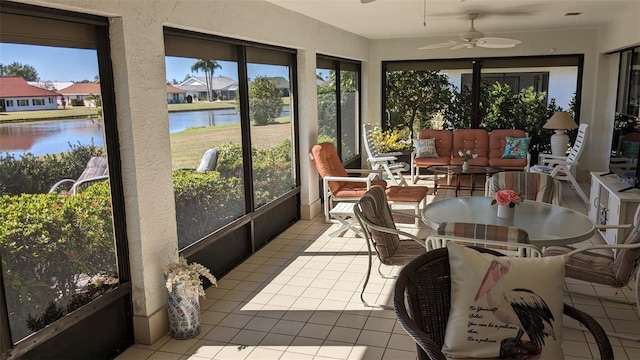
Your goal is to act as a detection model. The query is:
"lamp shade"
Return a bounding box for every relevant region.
[543,111,578,130]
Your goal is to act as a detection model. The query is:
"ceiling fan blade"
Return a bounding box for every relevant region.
[476,37,521,48]
[360,0,376,3]
[450,43,472,50]
[418,40,459,50]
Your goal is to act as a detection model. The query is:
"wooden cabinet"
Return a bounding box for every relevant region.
[588,172,640,245]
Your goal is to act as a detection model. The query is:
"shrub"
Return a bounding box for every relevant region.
[0,182,116,339]
[70,99,85,107]
[371,126,413,153]
[173,170,244,248]
[0,142,104,196]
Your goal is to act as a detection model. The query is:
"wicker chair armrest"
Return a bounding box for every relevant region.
[563,304,614,360]
[394,271,447,360]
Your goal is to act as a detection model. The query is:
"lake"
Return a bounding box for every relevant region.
[0,108,289,158]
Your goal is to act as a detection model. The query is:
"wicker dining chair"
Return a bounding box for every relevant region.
[393,247,614,360]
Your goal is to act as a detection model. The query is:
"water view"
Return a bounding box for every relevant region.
[0,108,278,157]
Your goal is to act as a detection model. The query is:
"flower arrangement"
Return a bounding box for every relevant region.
[165,256,217,298]
[491,189,523,208]
[372,126,413,152]
[458,150,478,162]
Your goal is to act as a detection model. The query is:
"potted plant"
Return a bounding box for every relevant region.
[371,126,414,166]
[164,256,217,339]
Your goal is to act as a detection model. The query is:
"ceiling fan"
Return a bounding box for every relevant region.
[418,13,521,50]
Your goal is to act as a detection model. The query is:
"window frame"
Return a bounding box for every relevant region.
[316,54,362,164]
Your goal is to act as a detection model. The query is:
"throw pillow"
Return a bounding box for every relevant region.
[622,141,640,158]
[442,242,565,359]
[501,137,530,159]
[413,138,439,158]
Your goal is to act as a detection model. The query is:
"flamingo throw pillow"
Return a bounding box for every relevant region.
[442,242,566,359]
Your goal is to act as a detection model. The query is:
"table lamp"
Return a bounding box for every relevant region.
[543,111,578,156]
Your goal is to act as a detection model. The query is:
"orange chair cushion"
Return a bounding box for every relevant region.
[488,129,528,169]
[386,186,428,202]
[451,129,489,166]
[418,129,453,159]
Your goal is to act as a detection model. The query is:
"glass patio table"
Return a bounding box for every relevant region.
[427,165,504,196]
[422,196,595,248]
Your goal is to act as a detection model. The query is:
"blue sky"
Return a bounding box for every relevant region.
[0,43,292,83]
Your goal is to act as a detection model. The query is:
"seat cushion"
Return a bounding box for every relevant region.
[358,186,400,263]
[543,246,620,287]
[452,129,489,165]
[487,172,557,204]
[413,156,450,167]
[418,129,453,158]
[443,242,565,359]
[438,222,529,243]
[386,185,428,202]
[332,179,387,198]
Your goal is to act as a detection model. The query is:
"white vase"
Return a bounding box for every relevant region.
[497,204,515,219]
[462,161,469,172]
[166,281,201,339]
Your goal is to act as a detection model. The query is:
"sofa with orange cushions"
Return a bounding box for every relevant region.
[411,128,530,183]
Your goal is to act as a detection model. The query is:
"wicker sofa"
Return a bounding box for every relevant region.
[411,128,530,183]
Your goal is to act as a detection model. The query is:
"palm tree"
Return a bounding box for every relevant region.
[191,59,221,101]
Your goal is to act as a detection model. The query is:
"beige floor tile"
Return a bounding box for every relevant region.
[203,325,241,343]
[286,336,324,356]
[230,329,268,346]
[326,326,361,344]
[271,319,306,336]
[315,341,354,359]
[187,339,226,358]
[211,344,255,360]
[245,347,284,360]
[356,329,391,347]
[158,338,201,355]
[298,323,333,339]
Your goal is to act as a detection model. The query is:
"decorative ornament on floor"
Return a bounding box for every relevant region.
[164,256,217,339]
[491,189,522,219]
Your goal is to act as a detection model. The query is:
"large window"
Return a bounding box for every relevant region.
[0,8,125,353]
[246,48,295,210]
[316,56,361,162]
[164,30,297,251]
[383,56,582,156]
[611,46,640,163]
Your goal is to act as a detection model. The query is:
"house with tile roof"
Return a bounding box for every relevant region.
[166,84,186,104]
[0,76,60,112]
[57,82,102,107]
[177,76,238,101]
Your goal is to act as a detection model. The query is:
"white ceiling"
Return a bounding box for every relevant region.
[266,0,639,40]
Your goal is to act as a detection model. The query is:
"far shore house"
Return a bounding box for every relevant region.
[57,82,102,107]
[166,84,186,104]
[0,76,60,112]
[177,76,238,101]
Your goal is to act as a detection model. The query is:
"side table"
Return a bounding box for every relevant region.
[328,202,362,237]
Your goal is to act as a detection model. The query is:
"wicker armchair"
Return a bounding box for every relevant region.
[394,247,614,360]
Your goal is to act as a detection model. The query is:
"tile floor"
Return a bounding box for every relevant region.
[117,176,639,360]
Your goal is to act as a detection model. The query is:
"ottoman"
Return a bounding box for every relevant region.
[385,186,429,228]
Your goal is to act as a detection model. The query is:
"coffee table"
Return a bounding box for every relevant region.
[421,196,595,248]
[427,165,504,196]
